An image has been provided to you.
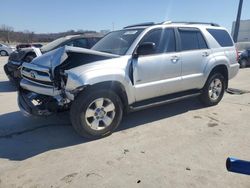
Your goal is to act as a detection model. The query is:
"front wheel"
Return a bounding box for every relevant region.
[70,88,123,139]
[200,73,225,106]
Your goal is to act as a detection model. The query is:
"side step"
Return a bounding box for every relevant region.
[129,90,202,112]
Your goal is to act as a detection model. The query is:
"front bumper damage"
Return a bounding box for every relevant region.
[17,46,118,116]
[17,78,84,116]
[18,87,69,116]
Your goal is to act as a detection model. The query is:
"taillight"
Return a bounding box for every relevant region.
[236,47,239,61]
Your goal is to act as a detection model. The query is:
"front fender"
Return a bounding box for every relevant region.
[65,68,135,104]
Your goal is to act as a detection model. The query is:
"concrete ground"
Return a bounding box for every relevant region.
[0,56,249,188]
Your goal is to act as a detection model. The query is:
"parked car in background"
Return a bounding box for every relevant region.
[18,21,239,138]
[16,43,43,50]
[0,43,16,56]
[32,43,43,48]
[238,49,250,68]
[4,35,101,83]
[235,42,250,53]
[16,43,32,50]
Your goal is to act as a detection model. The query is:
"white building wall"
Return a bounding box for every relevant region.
[232,20,250,42]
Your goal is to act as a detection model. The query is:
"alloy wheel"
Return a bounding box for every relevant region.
[208,78,222,101]
[84,98,116,131]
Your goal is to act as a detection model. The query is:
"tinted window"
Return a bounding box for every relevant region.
[207,29,233,47]
[73,38,88,48]
[88,38,100,48]
[140,29,162,54]
[140,29,176,54]
[179,29,208,51]
[163,29,176,53]
[65,41,74,46]
[197,32,208,49]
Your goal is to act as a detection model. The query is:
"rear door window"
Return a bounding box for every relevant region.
[207,29,233,47]
[179,28,208,51]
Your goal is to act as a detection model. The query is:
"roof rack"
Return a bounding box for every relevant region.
[163,21,220,27]
[124,22,155,29]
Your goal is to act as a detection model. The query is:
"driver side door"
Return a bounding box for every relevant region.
[133,28,182,102]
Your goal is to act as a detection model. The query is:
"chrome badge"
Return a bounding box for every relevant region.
[30,71,37,79]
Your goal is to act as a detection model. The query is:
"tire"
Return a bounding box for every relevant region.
[239,59,247,68]
[70,88,123,139]
[0,50,8,56]
[200,73,225,106]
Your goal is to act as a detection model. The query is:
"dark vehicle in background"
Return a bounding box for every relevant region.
[32,44,43,48]
[238,49,250,68]
[4,35,101,83]
[16,43,43,50]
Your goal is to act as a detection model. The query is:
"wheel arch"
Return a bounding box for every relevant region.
[80,81,130,112]
[0,50,8,56]
[207,64,229,89]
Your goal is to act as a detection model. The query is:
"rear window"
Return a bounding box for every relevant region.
[207,29,233,47]
[179,28,208,51]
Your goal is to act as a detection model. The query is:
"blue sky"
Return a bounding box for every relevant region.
[0,0,249,33]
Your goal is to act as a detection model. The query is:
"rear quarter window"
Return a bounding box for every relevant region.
[207,29,233,47]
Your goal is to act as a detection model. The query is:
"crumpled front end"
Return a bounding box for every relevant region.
[18,46,118,116]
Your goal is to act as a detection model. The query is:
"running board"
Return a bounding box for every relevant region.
[129,90,202,112]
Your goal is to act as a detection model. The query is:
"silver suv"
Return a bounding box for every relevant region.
[18,21,239,138]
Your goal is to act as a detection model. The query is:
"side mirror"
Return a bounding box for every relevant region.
[134,42,156,57]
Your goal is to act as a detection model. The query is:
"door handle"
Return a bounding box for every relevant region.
[171,56,179,63]
[202,52,209,57]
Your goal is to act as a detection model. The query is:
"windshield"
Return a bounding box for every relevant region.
[92,29,144,55]
[40,37,68,53]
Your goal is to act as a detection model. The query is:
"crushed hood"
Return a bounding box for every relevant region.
[28,46,119,74]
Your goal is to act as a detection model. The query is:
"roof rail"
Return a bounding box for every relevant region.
[124,22,155,29]
[163,21,220,27]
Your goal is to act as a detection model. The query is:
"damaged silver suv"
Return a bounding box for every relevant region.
[18,21,239,138]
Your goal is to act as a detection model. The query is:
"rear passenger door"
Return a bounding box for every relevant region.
[178,28,211,91]
[133,28,182,101]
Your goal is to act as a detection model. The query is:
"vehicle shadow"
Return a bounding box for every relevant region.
[0,98,204,161]
[0,80,17,92]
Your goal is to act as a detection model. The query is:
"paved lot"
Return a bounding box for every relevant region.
[0,56,250,188]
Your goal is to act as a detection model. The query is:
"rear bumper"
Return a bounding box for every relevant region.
[229,63,240,80]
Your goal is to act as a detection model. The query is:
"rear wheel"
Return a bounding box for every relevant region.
[0,50,8,56]
[200,73,225,106]
[70,88,123,138]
